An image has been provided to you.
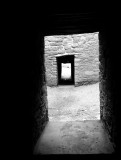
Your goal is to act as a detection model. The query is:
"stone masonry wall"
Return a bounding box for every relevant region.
[44,32,99,86]
[32,34,48,151]
[99,30,116,149]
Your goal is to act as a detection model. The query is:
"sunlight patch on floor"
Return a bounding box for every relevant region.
[47,83,100,121]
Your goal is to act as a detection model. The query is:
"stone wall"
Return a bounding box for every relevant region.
[44,32,99,86]
[99,30,116,149]
[32,34,48,151]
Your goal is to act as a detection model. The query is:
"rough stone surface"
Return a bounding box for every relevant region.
[99,31,116,148]
[44,32,99,86]
[32,35,48,149]
[34,121,114,154]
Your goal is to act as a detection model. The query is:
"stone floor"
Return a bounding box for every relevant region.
[34,83,114,154]
[47,82,100,121]
[34,120,114,154]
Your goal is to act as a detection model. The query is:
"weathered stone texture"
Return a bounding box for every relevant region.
[44,32,99,86]
[32,36,48,150]
[99,31,116,148]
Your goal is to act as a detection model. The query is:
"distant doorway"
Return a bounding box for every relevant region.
[57,55,74,85]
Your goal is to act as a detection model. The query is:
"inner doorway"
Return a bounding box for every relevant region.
[57,55,74,85]
[44,32,100,122]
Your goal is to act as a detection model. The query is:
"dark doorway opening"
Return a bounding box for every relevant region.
[57,55,74,85]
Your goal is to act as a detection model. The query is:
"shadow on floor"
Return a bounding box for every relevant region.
[34,120,114,154]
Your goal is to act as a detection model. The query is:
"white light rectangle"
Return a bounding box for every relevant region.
[61,63,71,79]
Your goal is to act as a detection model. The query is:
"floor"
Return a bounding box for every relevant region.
[34,83,114,154]
[34,120,114,154]
[48,83,100,121]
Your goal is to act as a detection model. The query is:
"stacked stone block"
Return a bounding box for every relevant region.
[44,32,99,86]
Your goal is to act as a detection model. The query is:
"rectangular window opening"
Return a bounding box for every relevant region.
[61,63,71,80]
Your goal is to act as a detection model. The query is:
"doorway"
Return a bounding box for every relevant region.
[57,55,74,85]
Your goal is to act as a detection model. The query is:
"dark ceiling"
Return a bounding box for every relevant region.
[43,11,105,35]
[32,3,114,35]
